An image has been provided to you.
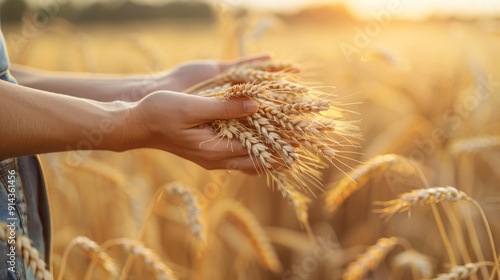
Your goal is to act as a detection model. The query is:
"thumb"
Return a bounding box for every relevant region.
[191,96,259,123]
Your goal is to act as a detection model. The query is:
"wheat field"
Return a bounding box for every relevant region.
[3,5,500,280]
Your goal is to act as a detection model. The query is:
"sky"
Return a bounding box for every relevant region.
[21,0,500,19]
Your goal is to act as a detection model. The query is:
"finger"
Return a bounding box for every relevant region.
[187,96,259,124]
[219,53,272,72]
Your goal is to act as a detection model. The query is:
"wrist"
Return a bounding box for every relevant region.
[102,100,148,152]
[126,72,175,101]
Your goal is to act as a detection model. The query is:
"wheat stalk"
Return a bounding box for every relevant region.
[0,223,52,280]
[325,154,416,213]
[343,237,399,280]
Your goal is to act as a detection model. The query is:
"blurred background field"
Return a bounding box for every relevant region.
[2,0,500,279]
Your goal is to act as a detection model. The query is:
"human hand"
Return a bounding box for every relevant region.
[131,90,260,173]
[160,53,271,92]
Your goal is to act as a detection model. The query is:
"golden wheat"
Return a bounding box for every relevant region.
[239,60,301,73]
[0,223,52,280]
[19,16,500,280]
[449,135,500,156]
[57,236,119,280]
[222,201,283,274]
[374,186,469,219]
[100,238,177,280]
[325,154,417,213]
[342,237,399,280]
[165,182,206,244]
[433,262,495,280]
[392,250,433,279]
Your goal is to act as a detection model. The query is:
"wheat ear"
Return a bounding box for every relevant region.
[433,262,495,280]
[392,250,433,279]
[100,238,177,280]
[223,201,283,274]
[57,236,118,280]
[120,182,205,278]
[239,60,302,73]
[374,186,469,219]
[185,66,294,93]
[0,223,52,280]
[165,182,206,244]
[58,237,114,280]
[449,135,500,156]
[325,154,416,213]
[375,184,499,275]
[343,237,399,280]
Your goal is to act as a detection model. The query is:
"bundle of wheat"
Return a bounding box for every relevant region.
[188,60,360,232]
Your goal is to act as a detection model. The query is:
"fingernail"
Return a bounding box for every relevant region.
[243,100,259,113]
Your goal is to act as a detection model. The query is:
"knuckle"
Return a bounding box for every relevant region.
[216,101,232,119]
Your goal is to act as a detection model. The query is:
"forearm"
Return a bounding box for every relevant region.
[10,64,175,102]
[0,80,143,159]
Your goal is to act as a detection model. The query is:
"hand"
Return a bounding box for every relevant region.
[161,54,271,92]
[132,90,260,173]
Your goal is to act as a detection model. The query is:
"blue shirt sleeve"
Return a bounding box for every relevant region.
[0,24,18,84]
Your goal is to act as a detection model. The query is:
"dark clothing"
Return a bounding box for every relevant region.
[0,24,52,280]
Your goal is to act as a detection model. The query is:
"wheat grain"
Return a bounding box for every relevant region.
[259,107,333,135]
[227,120,279,170]
[212,82,269,100]
[278,100,331,114]
[0,223,52,280]
[257,80,309,94]
[247,113,297,164]
[343,237,398,280]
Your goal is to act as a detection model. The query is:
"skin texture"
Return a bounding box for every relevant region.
[1,54,270,173]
